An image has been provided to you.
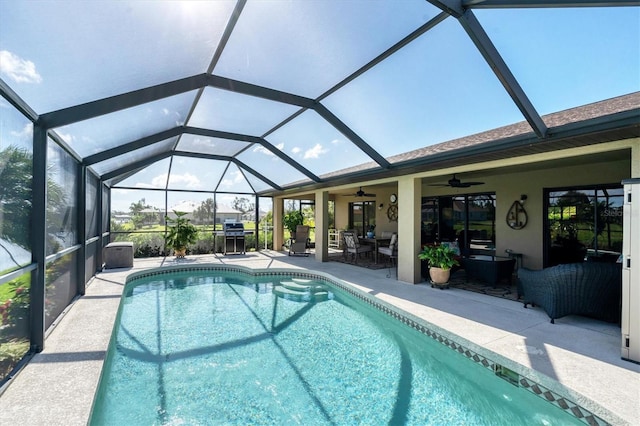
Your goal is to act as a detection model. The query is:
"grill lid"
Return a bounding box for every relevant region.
[223,221,245,235]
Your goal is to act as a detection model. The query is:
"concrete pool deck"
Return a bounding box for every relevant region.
[0,251,638,425]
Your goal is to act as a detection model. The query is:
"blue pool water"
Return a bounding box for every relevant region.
[90,267,584,425]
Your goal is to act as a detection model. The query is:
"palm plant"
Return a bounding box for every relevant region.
[164,211,198,258]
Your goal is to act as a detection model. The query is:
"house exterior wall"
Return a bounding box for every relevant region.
[420,156,630,270]
[280,139,635,281]
[498,156,629,269]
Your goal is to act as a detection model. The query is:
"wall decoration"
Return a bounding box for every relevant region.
[387,204,398,222]
[507,199,528,230]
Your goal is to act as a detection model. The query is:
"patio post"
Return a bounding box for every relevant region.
[273,197,285,251]
[397,176,422,284]
[314,190,329,262]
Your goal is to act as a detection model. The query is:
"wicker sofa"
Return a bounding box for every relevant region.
[518,262,621,324]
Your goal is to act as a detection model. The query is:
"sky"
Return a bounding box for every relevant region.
[1,1,638,215]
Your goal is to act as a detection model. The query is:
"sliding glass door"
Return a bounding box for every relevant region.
[421,193,496,256]
[546,185,623,266]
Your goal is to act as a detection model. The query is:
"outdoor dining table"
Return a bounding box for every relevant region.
[361,237,392,263]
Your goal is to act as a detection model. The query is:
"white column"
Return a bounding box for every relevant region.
[315,190,329,262]
[273,198,285,251]
[397,176,422,284]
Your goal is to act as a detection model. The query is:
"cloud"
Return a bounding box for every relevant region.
[134,183,155,189]
[291,147,301,154]
[232,170,244,182]
[10,123,33,139]
[253,145,275,156]
[219,170,245,189]
[304,143,327,159]
[55,129,74,144]
[0,50,42,84]
[184,137,214,149]
[168,172,201,188]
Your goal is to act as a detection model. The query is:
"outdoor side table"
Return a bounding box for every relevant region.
[462,255,516,287]
[104,242,134,269]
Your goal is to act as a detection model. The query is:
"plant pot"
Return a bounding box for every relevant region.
[366,231,374,238]
[174,247,187,258]
[429,267,451,288]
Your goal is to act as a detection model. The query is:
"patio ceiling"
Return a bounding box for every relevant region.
[1,1,639,198]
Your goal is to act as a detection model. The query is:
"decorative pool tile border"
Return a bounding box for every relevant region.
[126,265,610,426]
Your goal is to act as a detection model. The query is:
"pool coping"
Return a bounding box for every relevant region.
[124,263,622,426]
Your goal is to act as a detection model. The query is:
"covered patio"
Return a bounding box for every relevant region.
[1,1,639,424]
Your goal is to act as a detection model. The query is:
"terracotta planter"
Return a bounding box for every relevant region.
[174,247,187,258]
[429,266,451,287]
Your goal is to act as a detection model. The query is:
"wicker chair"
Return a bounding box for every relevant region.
[518,262,622,324]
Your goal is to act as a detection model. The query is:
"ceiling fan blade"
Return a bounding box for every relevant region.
[340,187,376,197]
[427,174,485,188]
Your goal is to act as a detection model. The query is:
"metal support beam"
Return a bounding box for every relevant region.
[47,131,83,163]
[207,75,317,108]
[426,0,465,17]
[0,77,38,122]
[184,126,262,143]
[314,104,391,168]
[184,127,321,183]
[167,151,284,190]
[464,0,640,8]
[319,12,450,101]
[77,165,87,295]
[30,125,47,352]
[101,151,171,181]
[207,0,246,73]
[83,127,182,165]
[458,10,548,138]
[96,181,104,271]
[38,74,209,129]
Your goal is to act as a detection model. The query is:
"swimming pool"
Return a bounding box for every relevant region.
[90,265,595,425]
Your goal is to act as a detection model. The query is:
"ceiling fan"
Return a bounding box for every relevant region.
[344,186,376,197]
[429,174,485,188]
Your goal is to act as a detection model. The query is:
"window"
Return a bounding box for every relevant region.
[348,201,375,236]
[421,193,496,256]
[545,185,623,266]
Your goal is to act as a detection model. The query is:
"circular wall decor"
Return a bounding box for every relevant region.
[387,204,398,221]
[390,193,397,204]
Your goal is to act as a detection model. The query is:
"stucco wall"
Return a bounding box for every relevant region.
[421,157,630,269]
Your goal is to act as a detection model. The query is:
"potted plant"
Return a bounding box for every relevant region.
[283,211,304,241]
[165,211,198,258]
[366,224,375,238]
[418,244,459,288]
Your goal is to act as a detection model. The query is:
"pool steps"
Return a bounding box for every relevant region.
[273,280,329,302]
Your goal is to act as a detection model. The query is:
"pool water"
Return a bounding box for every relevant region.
[90,269,583,425]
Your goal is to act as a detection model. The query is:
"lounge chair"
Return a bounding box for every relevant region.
[288,225,310,256]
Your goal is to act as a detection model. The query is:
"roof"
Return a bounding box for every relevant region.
[1,1,638,198]
[169,200,241,215]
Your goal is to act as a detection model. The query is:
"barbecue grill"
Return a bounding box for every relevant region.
[223,221,245,254]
